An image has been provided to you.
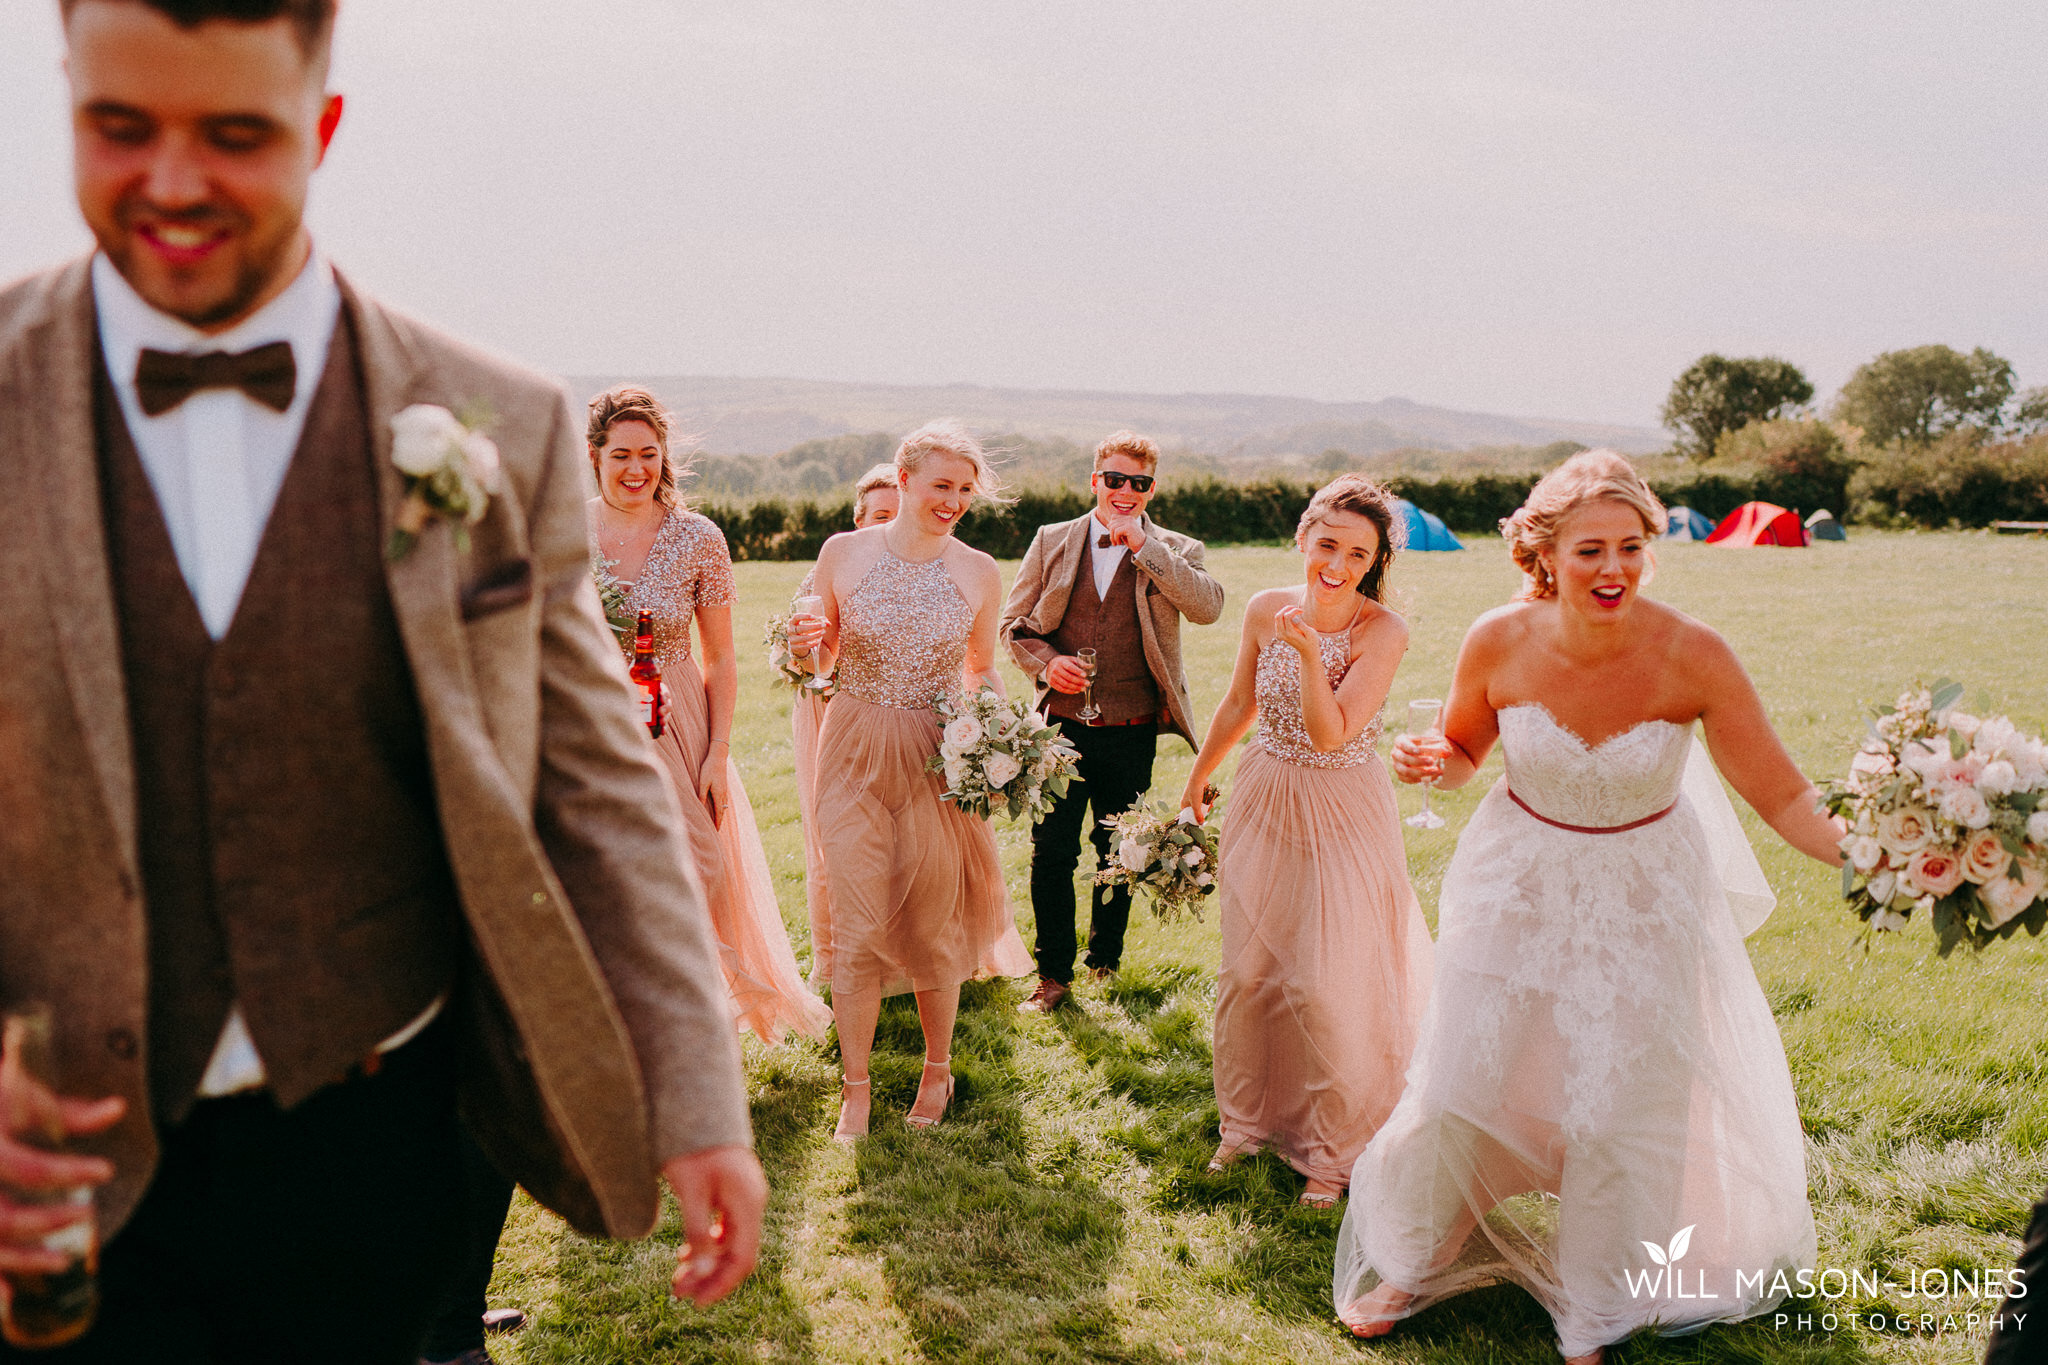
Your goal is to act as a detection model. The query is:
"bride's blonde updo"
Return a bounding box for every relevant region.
[1500,449,1665,601]
[894,420,1015,507]
[587,384,692,511]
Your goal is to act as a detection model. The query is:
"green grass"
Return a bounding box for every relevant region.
[488,531,2048,1364]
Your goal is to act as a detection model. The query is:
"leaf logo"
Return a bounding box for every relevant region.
[1640,1224,1695,1267]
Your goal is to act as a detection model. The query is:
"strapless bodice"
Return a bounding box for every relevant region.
[835,550,972,709]
[1253,633,1383,770]
[1499,704,1691,828]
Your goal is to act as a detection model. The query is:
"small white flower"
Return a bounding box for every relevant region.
[459,427,502,494]
[1182,848,1205,868]
[943,757,970,789]
[1867,868,1898,906]
[1949,712,1982,741]
[1195,872,1215,887]
[1938,786,1992,830]
[390,403,467,475]
[984,752,1023,789]
[1978,760,2020,797]
[1871,908,1909,932]
[1845,836,1884,873]
[1117,837,1150,873]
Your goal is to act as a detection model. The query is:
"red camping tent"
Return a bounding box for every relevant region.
[1706,501,1809,547]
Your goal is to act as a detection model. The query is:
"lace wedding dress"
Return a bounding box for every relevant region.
[1335,704,1812,1357]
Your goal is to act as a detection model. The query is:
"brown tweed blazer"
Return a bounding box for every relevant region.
[999,513,1225,749]
[0,259,750,1240]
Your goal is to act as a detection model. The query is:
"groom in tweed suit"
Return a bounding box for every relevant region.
[0,3,760,1360]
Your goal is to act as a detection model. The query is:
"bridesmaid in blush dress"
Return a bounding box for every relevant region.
[1179,475,1433,1208]
[587,385,831,1045]
[793,464,900,988]
[789,422,1032,1139]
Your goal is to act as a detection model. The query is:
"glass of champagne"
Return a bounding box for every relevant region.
[1404,698,1447,829]
[791,594,831,690]
[1074,648,1101,723]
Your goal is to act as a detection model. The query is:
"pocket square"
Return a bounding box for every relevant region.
[459,556,534,621]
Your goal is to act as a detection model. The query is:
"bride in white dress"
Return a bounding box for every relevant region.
[1335,451,1847,1363]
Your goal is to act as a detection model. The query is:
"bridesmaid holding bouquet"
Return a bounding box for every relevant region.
[789,422,1033,1139]
[1180,475,1434,1207]
[587,385,831,1045]
[793,464,900,987]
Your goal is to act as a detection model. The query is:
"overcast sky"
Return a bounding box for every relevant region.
[5,0,2042,427]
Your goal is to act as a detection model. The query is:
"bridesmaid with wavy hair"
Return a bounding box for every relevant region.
[587,384,831,1044]
[789,422,1032,1139]
[1179,474,1434,1208]
[793,463,900,988]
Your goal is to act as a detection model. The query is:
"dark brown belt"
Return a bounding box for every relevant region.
[1079,711,1163,728]
[1507,786,1676,834]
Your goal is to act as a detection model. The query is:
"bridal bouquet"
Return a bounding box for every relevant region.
[591,557,637,650]
[762,612,828,695]
[1094,789,1221,924]
[926,689,1080,822]
[1823,679,2048,952]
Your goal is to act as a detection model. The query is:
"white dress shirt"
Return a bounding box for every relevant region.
[1088,512,1131,600]
[91,250,340,640]
[94,253,435,1096]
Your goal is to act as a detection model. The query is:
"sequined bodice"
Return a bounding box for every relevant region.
[1499,704,1691,828]
[1253,633,1383,769]
[835,550,973,709]
[592,509,735,673]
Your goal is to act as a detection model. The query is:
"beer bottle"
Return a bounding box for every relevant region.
[629,610,664,738]
[0,1007,98,1349]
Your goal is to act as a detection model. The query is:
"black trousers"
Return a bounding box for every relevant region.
[2,1021,468,1365]
[1028,718,1158,984]
[417,1130,518,1361]
[1985,1189,2047,1363]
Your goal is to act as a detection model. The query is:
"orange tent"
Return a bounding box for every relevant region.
[1706,501,1808,547]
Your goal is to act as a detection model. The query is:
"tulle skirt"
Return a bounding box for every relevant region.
[1213,746,1433,1185]
[792,690,834,987]
[652,655,831,1043]
[1334,781,1813,1356]
[813,696,1032,998]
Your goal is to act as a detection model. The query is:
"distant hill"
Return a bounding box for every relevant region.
[563,375,1666,458]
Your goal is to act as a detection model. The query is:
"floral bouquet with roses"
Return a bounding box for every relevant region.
[1823,679,2048,953]
[925,688,1080,822]
[1093,789,1222,924]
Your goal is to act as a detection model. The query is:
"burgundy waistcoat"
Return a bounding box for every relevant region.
[94,316,460,1123]
[1043,547,1161,724]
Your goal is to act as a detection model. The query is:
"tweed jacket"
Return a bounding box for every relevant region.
[0,259,749,1240]
[999,513,1224,749]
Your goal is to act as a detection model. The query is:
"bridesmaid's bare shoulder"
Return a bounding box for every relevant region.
[1241,586,1298,642]
[815,524,887,584]
[945,538,1005,603]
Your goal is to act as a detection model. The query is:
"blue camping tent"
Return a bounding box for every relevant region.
[1390,498,1462,551]
[1665,506,1713,541]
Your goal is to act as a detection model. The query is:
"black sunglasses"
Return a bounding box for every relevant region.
[1098,471,1155,493]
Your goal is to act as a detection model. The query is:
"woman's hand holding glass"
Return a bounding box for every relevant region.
[1389,732,1451,785]
[788,596,831,689]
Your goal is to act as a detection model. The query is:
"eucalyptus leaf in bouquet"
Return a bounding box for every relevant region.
[763,611,830,696]
[924,688,1080,823]
[591,555,637,651]
[1822,678,2048,954]
[1094,787,1222,923]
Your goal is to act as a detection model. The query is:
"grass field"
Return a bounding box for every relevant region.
[488,530,2048,1365]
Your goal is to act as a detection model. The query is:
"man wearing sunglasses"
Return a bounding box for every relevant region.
[1001,431,1225,1012]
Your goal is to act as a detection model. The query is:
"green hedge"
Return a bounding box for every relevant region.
[1848,434,2048,527]
[693,457,1983,560]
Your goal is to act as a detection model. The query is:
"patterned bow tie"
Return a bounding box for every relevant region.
[135,341,297,417]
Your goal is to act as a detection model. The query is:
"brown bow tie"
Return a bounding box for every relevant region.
[1098,534,1115,549]
[135,341,296,417]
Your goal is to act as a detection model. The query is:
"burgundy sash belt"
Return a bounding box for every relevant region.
[1507,786,1676,834]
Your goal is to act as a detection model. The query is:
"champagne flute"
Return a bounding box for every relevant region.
[1403,698,1447,829]
[1075,648,1101,723]
[791,594,831,690]
[1,1005,98,1349]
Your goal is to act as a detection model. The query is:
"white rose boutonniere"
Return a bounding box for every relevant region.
[387,403,502,560]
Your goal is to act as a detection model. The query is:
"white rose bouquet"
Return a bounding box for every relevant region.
[924,689,1079,822]
[1822,679,2048,953]
[762,611,827,696]
[1093,788,1222,924]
